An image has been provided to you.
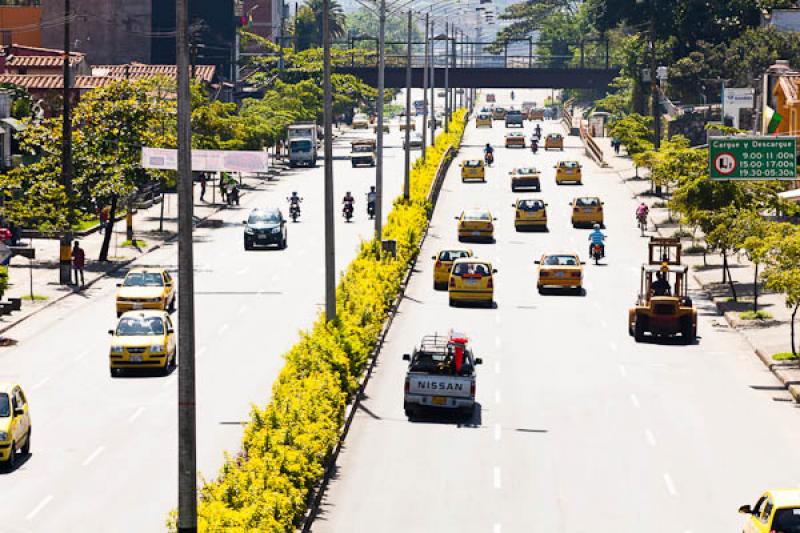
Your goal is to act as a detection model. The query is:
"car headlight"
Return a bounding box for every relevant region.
[0,431,8,441]
[244,227,254,235]
[150,344,165,353]
[110,345,124,353]
[271,227,281,234]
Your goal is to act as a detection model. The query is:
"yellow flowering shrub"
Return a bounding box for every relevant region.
[185,110,467,532]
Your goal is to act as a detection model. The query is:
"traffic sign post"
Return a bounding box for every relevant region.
[709,136,797,180]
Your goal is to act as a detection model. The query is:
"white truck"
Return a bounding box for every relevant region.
[402,332,482,418]
[287,122,319,167]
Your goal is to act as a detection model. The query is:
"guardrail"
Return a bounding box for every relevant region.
[427,144,456,206]
[580,122,607,167]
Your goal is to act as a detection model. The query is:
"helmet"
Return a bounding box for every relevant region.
[370,186,376,191]
[593,223,600,229]
[292,191,298,196]
[346,191,351,195]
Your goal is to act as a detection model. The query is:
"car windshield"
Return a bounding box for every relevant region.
[0,393,9,418]
[410,349,474,374]
[464,211,490,221]
[772,508,800,532]
[352,145,373,153]
[507,111,522,116]
[478,114,490,119]
[116,316,165,336]
[518,200,544,211]
[576,198,599,207]
[463,160,482,168]
[544,255,578,266]
[453,262,490,276]
[354,114,368,121]
[248,212,280,224]
[291,139,312,152]
[549,134,562,140]
[439,250,470,262]
[123,272,163,287]
[495,108,505,112]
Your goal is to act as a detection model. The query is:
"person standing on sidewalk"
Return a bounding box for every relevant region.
[200,173,207,202]
[71,241,86,288]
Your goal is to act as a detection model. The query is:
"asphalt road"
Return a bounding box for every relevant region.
[313,90,800,533]
[0,90,439,533]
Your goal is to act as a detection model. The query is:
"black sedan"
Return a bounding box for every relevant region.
[243,208,287,250]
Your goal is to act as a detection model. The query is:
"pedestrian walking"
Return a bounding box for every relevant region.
[219,172,227,203]
[71,240,85,288]
[200,173,207,202]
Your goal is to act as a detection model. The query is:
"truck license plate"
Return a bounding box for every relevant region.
[431,396,447,406]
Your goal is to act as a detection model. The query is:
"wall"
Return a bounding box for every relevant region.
[0,7,41,47]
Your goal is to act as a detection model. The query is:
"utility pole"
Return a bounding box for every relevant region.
[375,0,386,240]
[323,0,336,321]
[403,10,412,201]
[59,0,73,286]
[649,2,660,151]
[421,13,429,161]
[176,0,197,530]
[444,22,449,133]
[430,20,436,141]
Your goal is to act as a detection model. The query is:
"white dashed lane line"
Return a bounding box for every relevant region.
[630,393,640,409]
[32,377,51,390]
[25,495,54,521]
[82,446,106,467]
[663,473,678,496]
[493,466,502,489]
[618,364,627,377]
[217,323,229,335]
[128,407,145,424]
[645,428,657,447]
[609,341,618,352]
[495,390,502,404]
[494,361,501,374]
[494,424,502,441]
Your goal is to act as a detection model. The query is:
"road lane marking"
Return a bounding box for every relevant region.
[128,407,145,424]
[645,428,657,447]
[663,473,677,496]
[217,323,229,335]
[235,266,250,276]
[493,466,502,489]
[630,393,640,408]
[82,446,106,467]
[197,346,208,360]
[618,364,627,377]
[74,350,88,362]
[25,495,54,521]
[494,336,502,348]
[592,301,601,310]
[495,315,501,324]
[494,361,501,374]
[493,524,502,533]
[495,390,502,404]
[599,319,608,329]
[237,305,249,316]
[609,341,618,352]
[32,377,51,390]
[494,423,501,441]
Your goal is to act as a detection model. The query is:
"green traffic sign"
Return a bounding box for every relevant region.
[709,136,797,180]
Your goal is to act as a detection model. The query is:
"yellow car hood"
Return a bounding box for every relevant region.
[117,287,163,299]
[112,335,166,348]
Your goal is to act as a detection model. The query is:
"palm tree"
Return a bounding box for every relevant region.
[296,0,346,49]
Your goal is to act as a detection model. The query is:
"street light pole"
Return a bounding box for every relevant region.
[175,0,197,530]
[323,0,337,321]
[430,20,436,141]
[403,9,412,201]
[375,0,386,240]
[444,22,450,133]
[421,13,429,161]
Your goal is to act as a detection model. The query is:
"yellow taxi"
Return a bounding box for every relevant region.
[504,132,526,148]
[351,113,369,129]
[570,197,604,227]
[460,159,486,183]
[510,167,541,192]
[432,248,473,290]
[448,257,496,307]
[555,160,583,184]
[399,121,416,131]
[492,107,507,120]
[544,133,564,150]
[536,253,584,294]
[0,382,31,469]
[528,108,545,121]
[116,267,176,317]
[513,199,548,231]
[456,209,496,242]
[109,310,177,376]
[475,113,493,128]
[739,489,800,533]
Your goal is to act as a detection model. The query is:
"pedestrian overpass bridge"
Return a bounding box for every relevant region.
[332,38,620,90]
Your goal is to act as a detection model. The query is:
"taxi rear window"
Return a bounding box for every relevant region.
[464,212,490,221]
[576,198,599,206]
[518,200,544,211]
[772,508,800,532]
[543,255,578,266]
[463,160,483,167]
[439,250,470,261]
[453,262,491,276]
[560,161,579,168]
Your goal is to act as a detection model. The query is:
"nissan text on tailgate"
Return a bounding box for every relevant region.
[403,332,483,418]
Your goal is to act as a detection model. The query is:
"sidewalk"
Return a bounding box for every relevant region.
[591,134,800,400]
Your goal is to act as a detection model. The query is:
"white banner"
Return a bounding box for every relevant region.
[141,147,269,173]
[723,88,754,129]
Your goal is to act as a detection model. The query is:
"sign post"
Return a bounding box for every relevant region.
[709,136,797,181]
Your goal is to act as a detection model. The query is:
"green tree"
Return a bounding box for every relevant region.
[346,8,423,55]
[295,0,346,50]
[734,211,774,312]
[763,227,800,357]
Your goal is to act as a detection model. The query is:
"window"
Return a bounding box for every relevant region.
[248,211,281,224]
[518,200,543,211]
[124,272,164,287]
[771,507,800,532]
[763,498,774,523]
[116,316,166,336]
[0,393,9,418]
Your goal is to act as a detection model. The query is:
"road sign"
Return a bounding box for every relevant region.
[709,136,797,180]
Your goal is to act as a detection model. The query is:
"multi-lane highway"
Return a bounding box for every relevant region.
[0,90,436,532]
[313,90,800,533]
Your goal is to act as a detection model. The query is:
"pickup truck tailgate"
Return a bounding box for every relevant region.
[407,374,473,398]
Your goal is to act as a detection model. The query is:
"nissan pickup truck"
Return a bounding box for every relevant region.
[402,332,482,418]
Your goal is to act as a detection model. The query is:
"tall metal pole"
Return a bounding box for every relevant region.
[403,10,412,201]
[430,20,436,141]
[59,0,74,286]
[375,0,386,240]
[444,22,449,133]
[323,0,336,321]
[176,0,197,530]
[421,13,429,161]
[649,2,660,151]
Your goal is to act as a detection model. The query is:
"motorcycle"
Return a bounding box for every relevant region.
[343,202,354,222]
[484,151,494,166]
[531,139,539,154]
[289,203,301,222]
[227,185,240,206]
[592,244,604,265]
[367,201,375,220]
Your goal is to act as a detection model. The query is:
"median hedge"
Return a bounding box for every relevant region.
[179,109,467,532]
